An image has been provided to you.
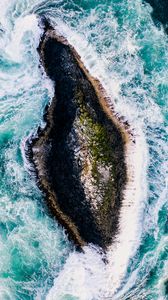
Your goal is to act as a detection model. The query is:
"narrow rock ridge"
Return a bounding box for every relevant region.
[27,18,136,250]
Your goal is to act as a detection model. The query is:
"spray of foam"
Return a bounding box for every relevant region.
[158,248,168,300]
[106,129,148,297]
[4,14,41,62]
[47,246,107,300]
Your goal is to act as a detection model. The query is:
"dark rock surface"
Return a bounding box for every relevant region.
[27,19,130,250]
[145,0,168,32]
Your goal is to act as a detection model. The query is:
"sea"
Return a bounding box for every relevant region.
[0,0,167,299]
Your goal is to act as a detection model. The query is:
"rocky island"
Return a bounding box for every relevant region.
[27,18,135,250]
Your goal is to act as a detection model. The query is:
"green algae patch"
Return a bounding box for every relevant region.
[75,88,117,213]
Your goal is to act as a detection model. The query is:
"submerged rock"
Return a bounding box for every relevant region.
[27,18,133,250]
[145,0,168,32]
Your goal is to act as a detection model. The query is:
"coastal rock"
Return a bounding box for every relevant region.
[27,18,132,250]
[145,0,168,32]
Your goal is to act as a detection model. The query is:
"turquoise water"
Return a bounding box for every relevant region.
[0,0,167,299]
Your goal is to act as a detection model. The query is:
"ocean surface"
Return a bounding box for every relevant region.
[0,0,167,299]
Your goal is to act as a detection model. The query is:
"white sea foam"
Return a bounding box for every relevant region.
[158,256,168,300]
[0,9,71,299]
[5,14,41,62]
[106,129,148,297]
[47,246,107,300]
[51,19,122,101]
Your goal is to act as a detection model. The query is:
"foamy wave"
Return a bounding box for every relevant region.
[47,246,107,300]
[106,129,148,298]
[5,14,41,62]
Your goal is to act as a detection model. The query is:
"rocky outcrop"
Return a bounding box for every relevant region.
[145,0,168,32]
[27,18,134,250]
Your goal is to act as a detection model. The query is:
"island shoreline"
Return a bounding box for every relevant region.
[26,18,136,251]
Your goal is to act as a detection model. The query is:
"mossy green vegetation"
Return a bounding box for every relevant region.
[75,89,117,212]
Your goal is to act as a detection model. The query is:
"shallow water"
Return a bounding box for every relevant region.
[0,1,167,299]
